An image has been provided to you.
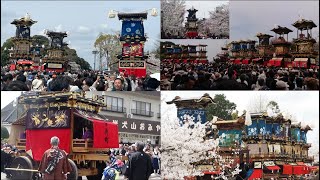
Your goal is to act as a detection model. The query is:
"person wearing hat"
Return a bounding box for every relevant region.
[275,80,289,90]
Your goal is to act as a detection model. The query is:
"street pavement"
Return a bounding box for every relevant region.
[1,172,161,180]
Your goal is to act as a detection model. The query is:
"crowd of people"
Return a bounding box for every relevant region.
[1,69,160,91]
[160,62,319,90]
[111,142,161,176]
[161,32,229,39]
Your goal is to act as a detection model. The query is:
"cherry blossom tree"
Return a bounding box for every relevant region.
[200,3,230,38]
[161,101,241,179]
[161,0,186,38]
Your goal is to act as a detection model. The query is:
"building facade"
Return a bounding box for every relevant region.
[85,91,161,145]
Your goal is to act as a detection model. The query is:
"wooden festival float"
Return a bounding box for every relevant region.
[5,92,121,180]
[185,7,199,39]
[225,18,319,69]
[8,13,38,71]
[112,9,158,78]
[41,30,69,73]
[161,42,208,64]
[166,94,318,180]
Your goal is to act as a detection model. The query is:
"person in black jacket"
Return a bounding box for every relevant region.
[125,142,153,180]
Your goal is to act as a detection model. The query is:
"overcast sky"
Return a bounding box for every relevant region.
[161,91,319,161]
[185,1,228,19]
[230,1,319,41]
[1,1,160,68]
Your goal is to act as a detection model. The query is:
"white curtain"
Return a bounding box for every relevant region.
[268,144,273,154]
[248,144,259,154]
[274,144,281,154]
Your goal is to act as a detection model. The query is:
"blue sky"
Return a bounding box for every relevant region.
[1,1,160,68]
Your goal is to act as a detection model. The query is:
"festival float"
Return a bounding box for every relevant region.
[185,7,199,39]
[9,13,38,71]
[225,18,319,69]
[110,9,158,78]
[5,92,121,180]
[291,19,318,69]
[41,30,69,73]
[161,42,208,64]
[164,94,318,180]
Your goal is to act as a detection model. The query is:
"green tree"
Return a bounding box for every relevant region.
[64,47,91,70]
[267,101,280,114]
[231,110,239,120]
[1,37,14,66]
[1,126,9,139]
[94,33,121,71]
[206,94,237,120]
[31,35,50,47]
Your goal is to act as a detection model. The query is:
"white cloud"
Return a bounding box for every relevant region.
[54,24,63,32]
[99,24,108,30]
[77,25,90,33]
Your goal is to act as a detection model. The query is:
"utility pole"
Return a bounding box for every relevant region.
[92,50,98,71]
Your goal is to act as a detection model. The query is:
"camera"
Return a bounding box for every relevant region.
[99,74,105,81]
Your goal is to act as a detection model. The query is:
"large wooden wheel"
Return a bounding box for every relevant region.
[8,156,34,180]
[86,161,105,180]
[67,159,79,180]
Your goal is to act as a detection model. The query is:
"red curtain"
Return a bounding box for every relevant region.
[292,61,299,67]
[26,129,71,161]
[93,120,119,148]
[274,60,282,67]
[293,166,305,175]
[268,60,274,66]
[249,169,263,180]
[242,59,249,64]
[283,164,293,175]
[266,165,280,171]
[200,60,208,64]
[118,68,146,78]
[186,32,198,38]
[300,61,308,68]
[234,59,241,64]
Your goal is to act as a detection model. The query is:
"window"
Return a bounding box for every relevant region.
[132,101,153,116]
[105,96,125,112]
